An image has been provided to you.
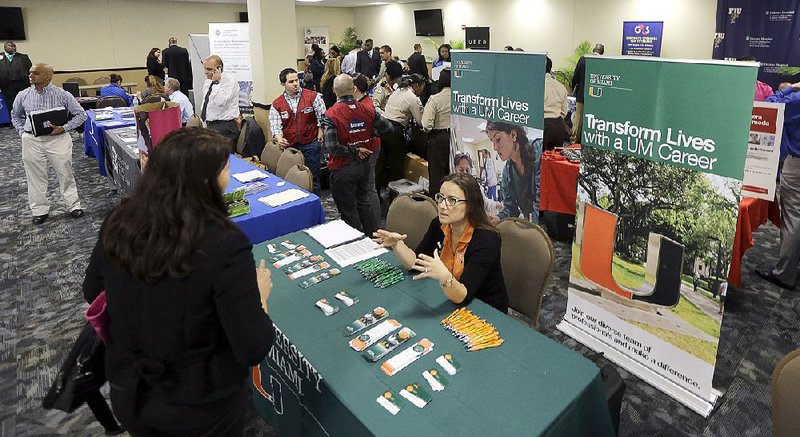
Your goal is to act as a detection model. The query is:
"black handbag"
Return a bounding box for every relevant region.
[42,323,107,413]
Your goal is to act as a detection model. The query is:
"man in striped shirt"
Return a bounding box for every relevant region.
[11,63,87,224]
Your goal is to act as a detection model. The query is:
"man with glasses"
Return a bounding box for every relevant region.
[200,55,240,150]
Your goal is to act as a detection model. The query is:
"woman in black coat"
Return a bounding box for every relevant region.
[83,128,275,436]
[146,48,164,79]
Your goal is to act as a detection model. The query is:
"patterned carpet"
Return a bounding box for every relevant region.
[0,125,796,436]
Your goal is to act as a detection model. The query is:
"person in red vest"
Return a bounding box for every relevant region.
[269,68,326,194]
[321,74,394,235]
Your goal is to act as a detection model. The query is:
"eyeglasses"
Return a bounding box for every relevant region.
[434,193,466,207]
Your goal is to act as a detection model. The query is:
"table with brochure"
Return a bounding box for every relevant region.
[249,223,614,437]
[83,108,136,176]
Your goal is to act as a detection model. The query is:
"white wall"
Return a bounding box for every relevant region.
[353,0,717,69]
[5,1,354,71]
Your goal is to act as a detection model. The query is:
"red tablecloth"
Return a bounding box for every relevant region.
[540,149,581,215]
[539,145,780,288]
[728,197,781,287]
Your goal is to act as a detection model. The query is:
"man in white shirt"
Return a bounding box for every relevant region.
[341,40,361,75]
[164,78,194,125]
[200,55,240,149]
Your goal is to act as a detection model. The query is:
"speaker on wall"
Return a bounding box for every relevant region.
[239,12,248,22]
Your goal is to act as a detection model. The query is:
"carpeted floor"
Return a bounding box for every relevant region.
[0,126,797,436]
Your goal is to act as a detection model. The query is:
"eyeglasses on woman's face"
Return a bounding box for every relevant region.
[434,193,466,208]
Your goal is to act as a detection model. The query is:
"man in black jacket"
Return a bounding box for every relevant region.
[407,44,428,79]
[570,43,603,143]
[162,37,193,95]
[0,41,32,111]
[355,38,381,80]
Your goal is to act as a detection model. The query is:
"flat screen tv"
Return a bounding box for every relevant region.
[414,9,444,36]
[0,7,25,40]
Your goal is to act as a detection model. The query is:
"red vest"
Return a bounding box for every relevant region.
[271,90,319,146]
[325,99,376,171]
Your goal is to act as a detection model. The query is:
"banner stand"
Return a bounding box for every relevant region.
[558,320,721,417]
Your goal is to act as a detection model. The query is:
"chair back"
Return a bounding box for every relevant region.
[773,349,800,437]
[95,96,127,109]
[62,82,80,97]
[285,165,313,192]
[497,217,554,328]
[141,94,165,104]
[235,118,250,156]
[261,141,282,174]
[186,114,202,127]
[65,77,88,97]
[253,105,272,143]
[276,147,305,178]
[386,194,438,250]
[93,76,110,85]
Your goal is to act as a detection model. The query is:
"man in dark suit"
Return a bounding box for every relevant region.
[407,44,428,79]
[0,41,33,112]
[355,38,381,80]
[162,37,193,95]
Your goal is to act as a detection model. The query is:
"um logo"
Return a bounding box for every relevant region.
[588,86,603,98]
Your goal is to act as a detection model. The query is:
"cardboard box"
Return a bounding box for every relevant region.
[404,153,430,186]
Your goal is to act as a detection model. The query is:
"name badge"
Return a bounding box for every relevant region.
[280,111,289,119]
[301,107,314,114]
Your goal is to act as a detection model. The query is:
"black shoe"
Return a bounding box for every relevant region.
[70,209,84,218]
[104,427,125,436]
[32,214,48,225]
[755,267,794,289]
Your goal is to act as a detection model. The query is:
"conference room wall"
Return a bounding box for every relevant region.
[5,0,354,71]
[353,0,717,69]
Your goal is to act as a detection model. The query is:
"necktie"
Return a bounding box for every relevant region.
[200,82,215,121]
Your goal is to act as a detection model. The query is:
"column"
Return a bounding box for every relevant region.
[248,0,298,104]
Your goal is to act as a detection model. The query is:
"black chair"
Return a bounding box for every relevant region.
[95,96,128,108]
[63,82,80,97]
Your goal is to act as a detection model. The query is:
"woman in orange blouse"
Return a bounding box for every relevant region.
[374,173,508,312]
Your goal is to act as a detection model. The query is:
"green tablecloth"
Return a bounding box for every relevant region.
[251,231,614,436]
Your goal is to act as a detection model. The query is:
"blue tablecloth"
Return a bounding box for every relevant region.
[227,155,326,244]
[0,92,10,126]
[84,109,135,176]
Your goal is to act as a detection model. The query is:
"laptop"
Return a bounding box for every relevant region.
[63,82,80,97]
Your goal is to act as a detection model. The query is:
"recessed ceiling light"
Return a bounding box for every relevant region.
[297,0,324,3]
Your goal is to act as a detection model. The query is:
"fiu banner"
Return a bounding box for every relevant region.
[622,21,663,57]
[558,56,757,416]
[712,0,800,89]
[449,50,545,221]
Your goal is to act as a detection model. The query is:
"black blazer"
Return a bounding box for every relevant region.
[146,57,164,79]
[407,52,429,79]
[162,45,193,82]
[356,49,381,79]
[82,222,273,405]
[0,52,32,83]
[416,218,509,313]
[571,56,587,103]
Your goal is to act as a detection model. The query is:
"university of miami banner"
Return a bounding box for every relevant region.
[557,56,757,416]
[712,0,800,89]
[449,51,545,216]
[622,21,663,57]
[209,22,254,114]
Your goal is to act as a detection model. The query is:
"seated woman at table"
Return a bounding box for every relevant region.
[100,73,133,106]
[374,172,508,313]
[485,120,543,224]
[82,128,274,436]
[136,75,166,102]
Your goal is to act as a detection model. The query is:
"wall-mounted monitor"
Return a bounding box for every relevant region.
[414,9,444,36]
[0,7,25,40]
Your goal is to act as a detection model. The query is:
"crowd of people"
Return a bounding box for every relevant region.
[2,33,799,436]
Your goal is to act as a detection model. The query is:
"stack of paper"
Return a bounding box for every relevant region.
[325,238,388,267]
[233,169,269,183]
[258,189,309,207]
[304,220,364,248]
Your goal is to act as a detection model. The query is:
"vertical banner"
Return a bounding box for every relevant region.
[713,1,800,89]
[465,27,490,50]
[557,56,757,416]
[621,21,664,56]
[449,51,545,218]
[209,22,253,114]
[303,26,329,55]
[743,102,784,199]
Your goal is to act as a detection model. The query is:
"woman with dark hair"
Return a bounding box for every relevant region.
[320,57,341,108]
[422,69,451,197]
[306,43,325,90]
[82,128,274,436]
[374,172,508,312]
[136,75,166,102]
[485,121,543,224]
[146,48,164,79]
[433,44,451,67]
